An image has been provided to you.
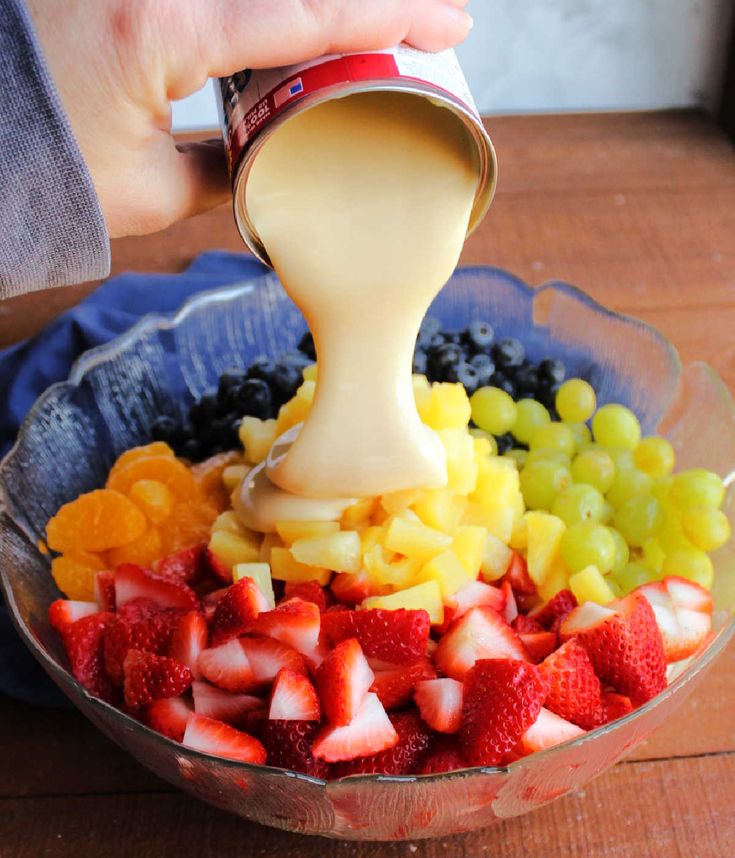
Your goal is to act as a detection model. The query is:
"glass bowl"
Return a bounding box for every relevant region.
[1,266,733,841]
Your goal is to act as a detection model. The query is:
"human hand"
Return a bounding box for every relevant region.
[26,0,473,238]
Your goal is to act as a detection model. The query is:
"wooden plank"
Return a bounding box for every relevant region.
[1,753,733,858]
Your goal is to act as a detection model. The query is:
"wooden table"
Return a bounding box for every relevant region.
[1,111,734,857]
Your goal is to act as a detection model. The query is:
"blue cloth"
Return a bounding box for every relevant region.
[0,251,269,705]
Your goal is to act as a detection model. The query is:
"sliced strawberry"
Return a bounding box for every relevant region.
[144,696,193,741]
[154,544,206,584]
[198,638,255,692]
[332,710,431,777]
[502,551,537,596]
[202,587,228,622]
[283,580,330,611]
[415,735,468,775]
[414,677,464,734]
[62,611,116,702]
[168,611,208,679]
[239,636,307,686]
[320,608,430,665]
[594,691,634,725]
[94,570,116,611]
[330,571,375,605]
[203,548,233,584]
[530,589,578,630]
[209,577,266,645]
[182,713,267,764]
[635,577,713,662]
[515,707,585,756]
[269,668,321,721]
[123,649,192,706]
[513,615,544,634]
[460,658,549,767]
[317,638,374,726]
[370,659,436,711]
[519,630,558,663]
[312,692,397,763]
[538,638,602,729]
[191,680,263,727]
[48,600,99,637]
[436,580,506,634]
[434,606,528,681]
[114,563,199,611]
[251,598,321,656]
[560,592,667,704]
[501,580,519,624]
[259,719,328,778]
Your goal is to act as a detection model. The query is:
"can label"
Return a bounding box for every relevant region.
[218,46,479,176]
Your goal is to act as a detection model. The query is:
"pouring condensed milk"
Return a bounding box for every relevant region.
[217,48,497,531]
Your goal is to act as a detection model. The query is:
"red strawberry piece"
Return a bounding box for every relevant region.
[251,598,321,656]
[371,659,436,711]
[538,638,602,729]
[502,551,537,596]
[330,571,375,605]
[312,692,397,763]
[317,638,374,726]
[460,658,549,767]
[519,630,558,663]
[269,668,321,721]
[123,649,192,706]
[191,680,264,727]
[154,544,206,584]
[514,707,584,756]
[415,735,468,775]
[103,598,183,685]
[529,589,578,630]
[209,577,266,645]
[202,587,228,622]
[320,608,430,665]
[434,606,529,681]
[240,636,307,685]
[259,719,328,778]
[513,615,544,634]
[168,611,208,679]
[502,580,519,624]
[283,580,330,611]
[635,577,713,663]
[203,547,233,584]
[114,563,199,611]
[48,600,99,637]
[436,580,506,634]
[182,713,267,764]
[144,696,193,741]
[94,571,116,611]
[560,592,667,704]
[198,638,255,692]
[62,611,116,702]
[332,710,431,777]
[594,691,634,726]
[414,677,464,734]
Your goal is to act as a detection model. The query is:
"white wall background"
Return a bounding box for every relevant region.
[172,0,734,130]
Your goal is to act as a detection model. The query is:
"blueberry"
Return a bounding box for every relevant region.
[247,356,277,385]
[429,332,447,350]
[469,353,495,387]
[444,331,462,345]
[537,381,562,414]
[428,342,465,381]
[493,372,517,399]
[298,331,316,361]
[413,349,428,375]
[450,361,481,395]
[281,351,311,371]
[493,338,525,369]
[181,437,203,461]
[514,364,539,396]
[495,433,515,454]
[538,358,566,385]
[417,317,442,349]
[218,368,248,397]
[189,390,220,427]
[271,362,303,399]
[464,321,494,353]
[150,415,180,443]
[232,378,273,419]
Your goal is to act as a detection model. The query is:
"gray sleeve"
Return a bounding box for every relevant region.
[0,0,110,299]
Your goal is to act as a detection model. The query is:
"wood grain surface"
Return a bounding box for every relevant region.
[1,110,734,856]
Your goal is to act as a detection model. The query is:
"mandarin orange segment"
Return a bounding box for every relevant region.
[128,479,173,524]
[161,500,219,555]
[106,454,196,498]
[104,525,164,568]
[191,451,244,512]
[46,489,147,553]
[51,551,107,600]
[107,442,174,483]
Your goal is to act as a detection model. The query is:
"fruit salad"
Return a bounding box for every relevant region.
[44,322,727,778]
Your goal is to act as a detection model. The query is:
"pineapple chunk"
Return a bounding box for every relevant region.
[417,549,472,599]
[275,520,340,544]
[412,374,430,391]
[418,382,471,430]
[381,489,425,515]
[414,488,468,533]
[296,380,316,404]
[509,512,529,550]
[360,525,386,555]
[362,580,444,625]
[259,531,283,562]
[270,546,331,585]
[290,531,361,573]
[364,544,420,588]
[302,363,318,382]
[211,510,248,537]
[480,533,513,582]
[233,562,275,609]
[463,501,516,544]
[238,417,277,465]
[452,525,487,576]
[569,565,616,605]
[526,511,566,586]
[537,558,570,603]
[341,497,379,529]
[209,530,260,571]
[471,457,520,507]
[222,464,249,493]
[276,395,311,435]
[472,435,494,458]
[383,516,452,562]
[437,428,478,494]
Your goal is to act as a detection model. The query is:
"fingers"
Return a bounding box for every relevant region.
[405,2,473,54]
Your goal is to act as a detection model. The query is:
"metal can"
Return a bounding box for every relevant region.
[216,46,497,267]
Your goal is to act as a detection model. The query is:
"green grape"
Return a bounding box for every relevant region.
[530,423,576,457]
[641,538,666,574]
[504,448,528,468]
[470,387,517,436]
[608,527,630,574]
[682,507,731,552]
[670,469,726,511]
[552,484,606,526]
[658,507,695,554]
[571,449,615,493]
[612,562,653,594]
[525,448,571,468]
[606,448,635,472]
[606,467,653,509]
[565,421,592,448]
[512,399,551,445]
[592,404,641,451]
[561,521,617,573]
[662,548,714,589]
[634,436,676,478]
[520,459,572,510]
[469,427,498,455]
[556,379,597,423]
[651,476,673,504]
[613,495,664,547]
[601,501,614,524]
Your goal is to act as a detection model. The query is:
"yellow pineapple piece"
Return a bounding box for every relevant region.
[413,488,467,533]
[381,488,425,516]
[418,382,472,430]
[569,565,616,605]
[463,501,516,544]
[416,549,472,599]
[526,511,566,586]
[364,544,420,589]
[233,562,276,609]
[437,428,478,494]
[341,497,379,529]
[270,546,331,585]
[276,395,311,435]
[296,380,316,403]
[471,457,520,507]
[128,479,173,525]
[259,531,283,562]
[275,520,340,544]
[509,512,529,550]
[383,516,452,562]
[412,374,430,391]
[360,525,386,555]
[537,558,570,603]
[212,510,249,537]
[452,525,487,576]
[302,363,318,382]
[222,464,249,494]
[362,580,444,625]
[238,417,277,465]
[209,530,260,571]
[480,533,513,582]
[472,435,494,458]
[290,531,361,573]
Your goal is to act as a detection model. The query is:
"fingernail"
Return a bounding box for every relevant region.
[443,4,473,33]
